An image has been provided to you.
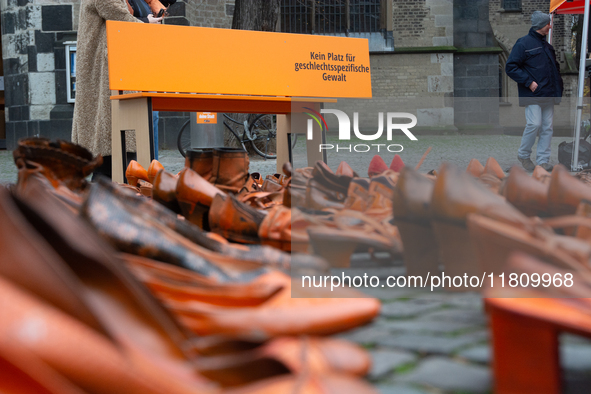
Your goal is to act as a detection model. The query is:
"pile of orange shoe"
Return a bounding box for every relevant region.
[390,156,591,392]
[122,150,411,267]
[2,140,384,393]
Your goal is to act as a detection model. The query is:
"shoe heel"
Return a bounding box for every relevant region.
[431,220,482,286]
[309,239,357,268]
[127,175,139,187]
[396,219,440,277]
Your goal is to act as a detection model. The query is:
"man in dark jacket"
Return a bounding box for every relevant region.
[506,11,563,172]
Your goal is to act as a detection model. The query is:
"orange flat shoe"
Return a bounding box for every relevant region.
[0,339,87,394]
[166,279,381,338]
[148,159,165,184]
[125,160,149,187]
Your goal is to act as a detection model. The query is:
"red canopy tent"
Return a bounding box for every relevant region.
[550,0,590,170]
[551,0,587,14]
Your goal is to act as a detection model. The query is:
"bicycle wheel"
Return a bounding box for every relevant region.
[176,119,191,157]
[248,114,277,159]
[224,121,247,151]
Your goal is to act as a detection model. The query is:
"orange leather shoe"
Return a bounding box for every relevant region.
[367,155,388,177]
[547,164,591,216]
[13,137,102,193]
[0,276,204,394]
[195,337,371,387]
[467,213,586,276]
[465,159,484,177]
[0,338,87,394]
[388,154,405,172]
[392,167,439,277]
[483,157,506,179]
[166,278,381,338]
[209,194,265,244]
[257,205,306,252]
[532,165,552,184]
[430,163,531,279]
[138,179,153,198]
[335,161,358,177]
[153,169,181,213]
[305,180,346,211]
[148,159,165,184]
[365,171,398,211]
[125,160,149,187]
[343,178,370,211]
[502,166,549,217]
[176,167,226,228]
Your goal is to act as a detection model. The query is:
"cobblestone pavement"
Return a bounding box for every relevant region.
[2,136,591,393]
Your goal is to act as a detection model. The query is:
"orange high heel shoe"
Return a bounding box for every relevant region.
[392,166,440,277]
[482,157,506,179]
[502,166,549,217]
[547,164,591,216]
[430,163,530,280]
[465,159,484,177]
[148,159,165,184]
[152,169,181,213]
[485,252,591,394]
[125,160,149,187]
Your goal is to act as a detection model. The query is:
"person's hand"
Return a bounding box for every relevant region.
[147,14,163,24]
[529,81,538,92]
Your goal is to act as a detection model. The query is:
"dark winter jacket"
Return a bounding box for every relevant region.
[505,28,563,107]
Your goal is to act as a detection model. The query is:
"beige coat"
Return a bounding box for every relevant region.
[71,0,139,157]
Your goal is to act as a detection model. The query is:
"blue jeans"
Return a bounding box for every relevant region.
[518,104,554,165]
[153,111,159,160]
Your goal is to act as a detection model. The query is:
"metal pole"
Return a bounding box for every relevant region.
[548,13,554,44]
[573,0,591,171]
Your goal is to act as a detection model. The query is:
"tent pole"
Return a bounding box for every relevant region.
[549,13,554,44]
[573,0,591,171]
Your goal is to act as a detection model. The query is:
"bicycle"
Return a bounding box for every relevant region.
[177,113,284,160]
